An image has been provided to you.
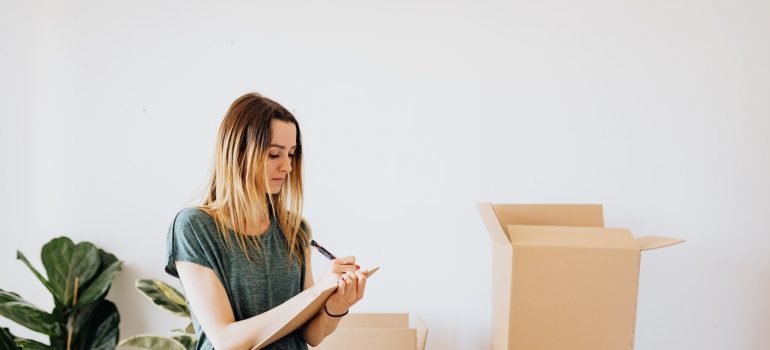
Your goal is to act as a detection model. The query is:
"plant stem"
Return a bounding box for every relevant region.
[66,276,79,350]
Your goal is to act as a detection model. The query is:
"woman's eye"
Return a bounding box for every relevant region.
[269,154,280,158]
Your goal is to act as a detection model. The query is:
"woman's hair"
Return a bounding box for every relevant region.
[197,92,309,265]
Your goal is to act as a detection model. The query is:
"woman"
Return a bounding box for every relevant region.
[165,92,367,350]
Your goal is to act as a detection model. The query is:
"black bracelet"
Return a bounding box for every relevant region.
[324,304,348,318]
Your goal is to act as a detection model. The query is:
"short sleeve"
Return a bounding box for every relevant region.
[165,208,217,277]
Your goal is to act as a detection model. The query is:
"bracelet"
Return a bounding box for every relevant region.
[324,304,349,318]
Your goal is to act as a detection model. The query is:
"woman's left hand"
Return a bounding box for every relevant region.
[324,269,367,316]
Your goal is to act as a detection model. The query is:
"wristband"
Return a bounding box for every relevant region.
[324,304,349,318]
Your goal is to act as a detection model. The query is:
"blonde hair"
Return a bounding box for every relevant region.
[197,92,309,265]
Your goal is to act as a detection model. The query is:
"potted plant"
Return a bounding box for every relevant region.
[0,237,123,350]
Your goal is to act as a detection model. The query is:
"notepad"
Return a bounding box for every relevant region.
[251,267,380,350]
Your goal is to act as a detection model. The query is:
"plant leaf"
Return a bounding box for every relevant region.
[15,251,61,306]
[1,327,19,350]
[0,289,61,336]
[118,335,186,350]
[97,249,118,268]
[14,338,48,350]
[171,322,194,334]
[171,334,195,350]
[135,280,189,317]
[77,260,123,307]
[72,300,120,350]
[41,237,100,307]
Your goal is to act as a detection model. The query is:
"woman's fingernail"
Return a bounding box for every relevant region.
[355,265,360,270]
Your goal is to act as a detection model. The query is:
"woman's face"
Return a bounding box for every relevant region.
[267,119,297,194]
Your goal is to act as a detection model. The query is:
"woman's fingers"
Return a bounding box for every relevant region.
[332,264,358,274]
[355,269,367,300]
[333,256,356,265]
[343,271,357,300]
[338,274,346,294]
[332,256,358,275]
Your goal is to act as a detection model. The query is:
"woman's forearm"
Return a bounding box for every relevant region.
[209,285,331,350]
[301,309,343,346]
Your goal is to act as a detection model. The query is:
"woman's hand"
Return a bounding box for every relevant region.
[316,256,357,287]
[321,256,367,316]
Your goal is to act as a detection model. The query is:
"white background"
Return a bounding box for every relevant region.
[2,1,769,349]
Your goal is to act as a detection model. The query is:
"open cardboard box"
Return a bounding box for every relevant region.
[310,313,428,350]
[478,203,683,350]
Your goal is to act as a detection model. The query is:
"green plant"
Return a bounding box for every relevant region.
[118,280,195,350]
[0,236,123,350]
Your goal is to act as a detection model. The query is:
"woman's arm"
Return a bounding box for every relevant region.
[176,257,363,350]
[301,252,368,346]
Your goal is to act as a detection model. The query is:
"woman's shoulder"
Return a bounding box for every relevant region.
[177,206,209,219]
[173,207,217,228]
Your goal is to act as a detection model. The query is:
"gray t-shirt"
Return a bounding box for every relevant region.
[165,207,308,350]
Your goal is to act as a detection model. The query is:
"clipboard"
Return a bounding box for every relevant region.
[251,267,380,349]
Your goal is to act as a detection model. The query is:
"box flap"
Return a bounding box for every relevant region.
[506,225,639,250]
[491,203,605,232]
[412,315,428,350]
[312,329,417,350]
[337,313,408,328]
[637,236,685,251]
[477,202,510,244]
[310,313,425,350]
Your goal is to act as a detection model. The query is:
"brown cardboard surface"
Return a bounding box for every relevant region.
[314,328,417,350]
[478,202,683,350]
[479,203,606,350]
[507,225,640,349]
[507,225,640,249]
[251,267,379,350]
[337,313,408,328]
[310,313,426,350]
[491,203,605,229]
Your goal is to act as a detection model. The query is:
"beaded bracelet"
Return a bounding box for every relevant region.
[324,304,349,318]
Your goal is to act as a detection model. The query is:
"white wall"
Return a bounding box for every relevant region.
[2,0,769,349]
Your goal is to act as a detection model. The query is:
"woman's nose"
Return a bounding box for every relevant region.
[279,157,292,173]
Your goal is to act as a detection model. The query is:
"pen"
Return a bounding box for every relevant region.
[310,240,360,270]
[310,239,336,260]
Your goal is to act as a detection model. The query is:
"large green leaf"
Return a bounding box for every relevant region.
[13,338,47,350]
[72,300,120,350]
[41,237,100,307]
[0,327,19,350]
[171,334,196,350]
[135,280,189,317]
[118,335,186,350]
[97,249,118,268]
[15,251,61,306]
[77,260,123,307]
[0,289,61,336]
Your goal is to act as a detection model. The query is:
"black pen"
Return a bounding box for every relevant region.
[310,240,360,270]
[310,240,336,260]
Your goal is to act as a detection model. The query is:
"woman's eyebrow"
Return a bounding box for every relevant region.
[269,144,297,150]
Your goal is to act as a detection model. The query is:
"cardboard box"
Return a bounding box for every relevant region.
[311,313,428,350]
[477,203,683,350]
